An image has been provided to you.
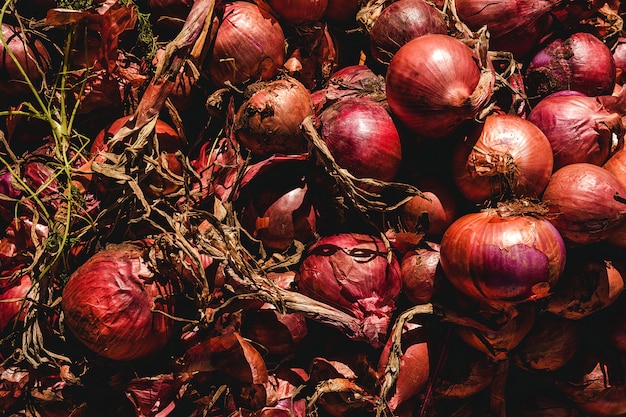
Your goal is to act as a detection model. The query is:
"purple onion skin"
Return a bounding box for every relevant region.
[525,32,616,100]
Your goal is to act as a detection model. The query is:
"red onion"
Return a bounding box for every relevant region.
[439,203,566,305]
[454,0,561,58]
[455,303,536,361]
[541,163,626,246]
[323,0,359,22]
[295,233,402,348]
[511,312,579,372]
[124,373,189,417]
[234,76,315,157]
[528,91,625,170]
[613,37,626,84]
[547,246,625,319]
[525,32,616,100]
[451,113,554,203]
[400,177,461,239]
[318,97,402,181]
[604,148,626,247]
[0,274,31,333]
[368,0,447,66]
[62,241,181,361]
[386,33,495,139]
[377,322,430,412]
[400,241,445,304]
[267,0,328,25]
[208,1,285,87]
[0,23,51,100]
[241,303,308,356]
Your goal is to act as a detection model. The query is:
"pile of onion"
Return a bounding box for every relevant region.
[385,33,495,139]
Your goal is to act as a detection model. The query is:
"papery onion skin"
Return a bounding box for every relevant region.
[525,32,616,100]
[528,92,624,170]
[62,242,180,361]
[296,233,402,348]
[234,76,315,157]
[208,1,285,87]
[451,114,554,203]
[439,206,567,303]
[386,34,494,139]
[400,241,445,304]
[369,0,447,66]
[541,163,626,246]
[319,97,402,181]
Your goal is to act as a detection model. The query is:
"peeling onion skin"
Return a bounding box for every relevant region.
[208,1,285,87]
[62,242,180,361]
[439,207,567,304]
[385,34,494,139]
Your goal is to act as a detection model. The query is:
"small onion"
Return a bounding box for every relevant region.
[368,0,447,66]
[386,33,495,139]
[528,91,625,170]
[525,32,616,100]
[296,233,402,348]
[62,242,181,361]
[234,76,315,157]
[318,97,402,181]
[541,163,626,246]
[208,1,285,87]
[439,203,567,304]
[0,274,31,333]
[451,113,554,203]
[400,241,445,304]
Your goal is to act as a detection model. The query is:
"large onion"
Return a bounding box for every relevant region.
[451,113,554,204]
[208,1,285,87]
[439,202,567,304]
[318,97,402,181]
[541,163,626,246]
[525,31,616,100]
[385,33,495,139]
[528,91,625,170]
[266,0,328,25]
[368,0,447,66]
[295,233,402,348]
[61,241,181,361]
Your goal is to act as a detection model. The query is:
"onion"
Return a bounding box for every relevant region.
[0,23,51,100]
[267,0,328,25]
[525,32,616,100]
[541,163,626,246]
[377,322,430,412]
[241,304,308,356]
[528,91,625,170]
[454,0,559,58]
[439,202,567,305]
[323,0,359,22]
[455,303,536,361]
[511,312,579,372]
[547,245,625,320]
[400,176,461,239]
[613,37,626,84]
[368,0,447,66]
[295,233,402,348]
[0,274,31,333]
[208,1,285,87]
[400,241,445,304]
[234,76,314,157]
[451,113,554,204]
[386,33,495,139]
[318,97,402,181]
[61,241,181,361]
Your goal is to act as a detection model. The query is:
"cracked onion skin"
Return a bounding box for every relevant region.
[439,205,567,304]
[62,242,180,361]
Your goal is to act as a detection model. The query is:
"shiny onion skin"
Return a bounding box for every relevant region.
[295,233,402,348]
[528,91,625,170]
[267,0,328,25]
[454,0,560,59]
[525,32,616,100]
[234,76,315,157]
[386,34,495,139]
[0,23,51,99]
[439,206,567,304]
[0,275,31,332]
[61,242,180,361]
[208,1,285,87]
[541,163,626,246]
[604,149,626,248]
[318,97,402,181]
[369,0,447,66]
[451,114,554,204]
[400,241,444,304]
